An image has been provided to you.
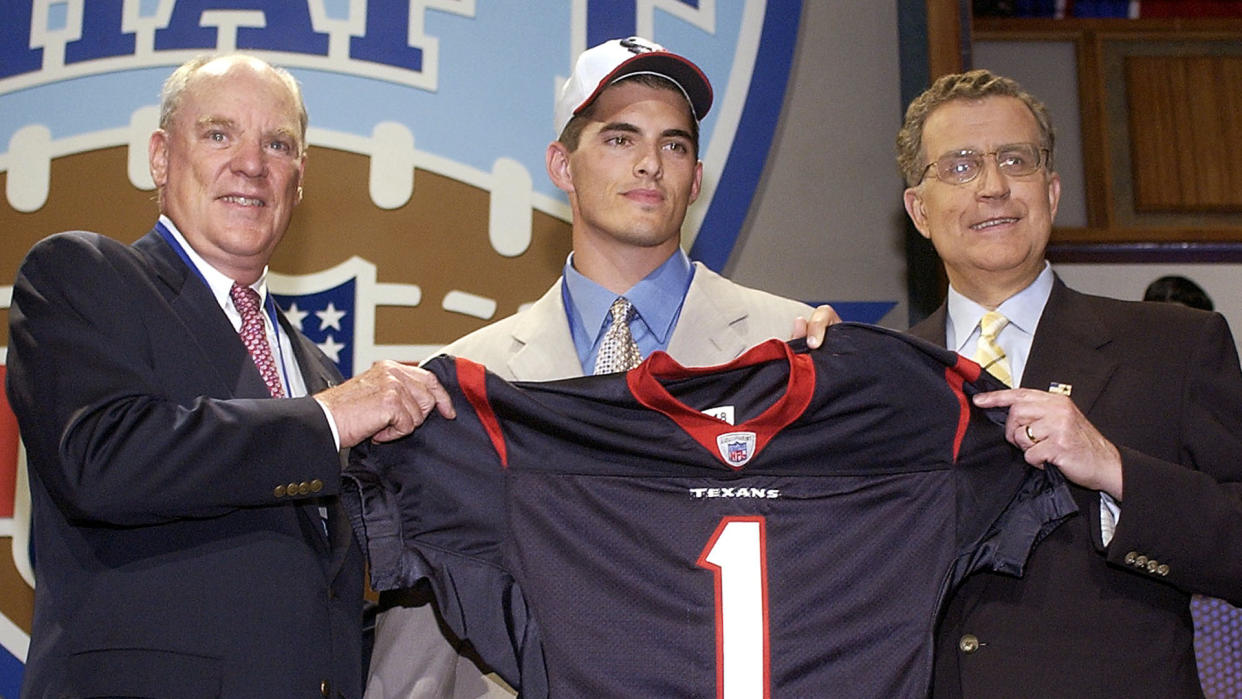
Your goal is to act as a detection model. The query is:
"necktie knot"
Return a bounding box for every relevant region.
[609,296,635,325]
[593,296,642,374]
[980,310,1009,339]
[230,282,286,398]
[974,310,1014,387]
[230,282,261,315]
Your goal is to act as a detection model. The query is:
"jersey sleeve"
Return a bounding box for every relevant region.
[948,362,1079,582]
[341,356,547,693]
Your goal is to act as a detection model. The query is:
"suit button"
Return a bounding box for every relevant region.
[320,679,331,697]
[958,634,981,654]
[1157,564,1170,576]
[298,481,311,496]
[1124,551,1138,565]
[273,484,286,498]
[311,478,324,493]
[1134,554,1149,568]
[288,482,300,497]
[1146,559,1160,574]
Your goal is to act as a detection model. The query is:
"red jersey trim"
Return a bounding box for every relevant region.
[455,357,508,468]
[626,339,815,468]
[946,355,979,463]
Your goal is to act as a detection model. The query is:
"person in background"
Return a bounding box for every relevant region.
[900,68,1242,697]
[364,36,833,698]
[6,53,452,698]
[1142,273,1242,696]
[1144,274,1215,311]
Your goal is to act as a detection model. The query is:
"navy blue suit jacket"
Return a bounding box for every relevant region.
[6,229,365,698]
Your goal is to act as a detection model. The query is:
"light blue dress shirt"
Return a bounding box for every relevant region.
[562,249,695,375]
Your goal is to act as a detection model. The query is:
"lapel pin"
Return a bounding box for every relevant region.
[1048,382,1072,396]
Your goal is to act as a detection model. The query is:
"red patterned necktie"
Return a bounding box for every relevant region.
[230,282,286,398]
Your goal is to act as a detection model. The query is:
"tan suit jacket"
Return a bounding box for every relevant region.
[364,261,811,698]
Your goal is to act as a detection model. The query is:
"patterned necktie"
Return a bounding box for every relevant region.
[974,310,1013,387]
[593,297,643,375]
[230,282,286,398]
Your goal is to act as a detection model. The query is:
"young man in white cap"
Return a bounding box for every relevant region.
[364,36,831,698]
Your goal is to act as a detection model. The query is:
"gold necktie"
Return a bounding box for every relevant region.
[974,310,1013,387]
[593,297,642,374]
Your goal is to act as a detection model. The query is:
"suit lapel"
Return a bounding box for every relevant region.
[1020,279,1115,416]
[919,280,1114,559]
[141,230,349,567]
[133,230,270,399]
[505,280,586,380]
[908,305,949,346]
[910,284,1115,416]
[667,263,752,365]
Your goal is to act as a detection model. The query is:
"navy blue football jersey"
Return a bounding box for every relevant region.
[344,323,1077,697]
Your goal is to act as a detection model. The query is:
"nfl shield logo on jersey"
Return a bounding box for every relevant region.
[717,431,758,469]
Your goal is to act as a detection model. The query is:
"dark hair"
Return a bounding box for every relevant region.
[557,73,700,156]
[1143,275,1214,311]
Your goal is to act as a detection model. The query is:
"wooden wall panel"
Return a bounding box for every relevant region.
[976,19,1242,245]
[1127,56,1242,212]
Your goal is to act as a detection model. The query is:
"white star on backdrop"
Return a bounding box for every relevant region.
[283,302,309,331]
[316,302,346,331]
[317,335,346,363]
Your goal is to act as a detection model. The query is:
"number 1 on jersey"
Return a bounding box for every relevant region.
[697,516,771,699]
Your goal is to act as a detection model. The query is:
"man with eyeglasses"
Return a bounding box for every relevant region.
[898,68,1242,697]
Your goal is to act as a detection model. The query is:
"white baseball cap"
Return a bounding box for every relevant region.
[554,36,714,137]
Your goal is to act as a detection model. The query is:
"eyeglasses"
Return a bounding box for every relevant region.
[919,143,1049,185]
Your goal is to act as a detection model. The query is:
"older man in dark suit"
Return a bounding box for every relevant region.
[6,54,451,698]
[900,69,1242,697]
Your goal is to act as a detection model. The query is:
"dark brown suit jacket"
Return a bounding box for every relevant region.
[910,277,1242,698]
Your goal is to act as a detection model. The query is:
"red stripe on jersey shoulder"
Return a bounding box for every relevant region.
[955,353,982,383]
[454,357,508,468]
[946,355,976,463]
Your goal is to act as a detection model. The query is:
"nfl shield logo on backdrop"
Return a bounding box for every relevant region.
[270,257,425,378]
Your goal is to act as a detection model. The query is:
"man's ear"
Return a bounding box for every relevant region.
[148,130,169,188]
[295,152,307,204]
[546,141,574,194]
[903,186,932,240]
[688,160,703,205]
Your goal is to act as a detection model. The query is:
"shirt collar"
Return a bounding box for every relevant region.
[947,262,1054,354]
[563,248,693,343]
[160,214,272,311]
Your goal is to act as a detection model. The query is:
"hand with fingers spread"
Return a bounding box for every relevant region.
[316,360,456,448]
[973,387,1123,499]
